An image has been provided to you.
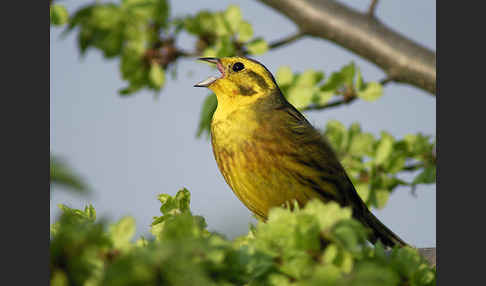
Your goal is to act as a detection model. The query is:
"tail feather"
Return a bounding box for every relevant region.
[343,175,408,247]
[360,208,408,247]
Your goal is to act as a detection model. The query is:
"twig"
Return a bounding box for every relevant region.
[241,32,305,56]
[380,77,394,85]
[402,163,425,171]
[176,49,198,58]
[301,76,394,112]
[301,96,357,112]
[268,32,305,50]
[367,0,379,17]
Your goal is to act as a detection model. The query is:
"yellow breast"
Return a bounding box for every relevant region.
[210,106,323,219]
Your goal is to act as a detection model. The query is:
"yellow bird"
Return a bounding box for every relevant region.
[195,56,407,247]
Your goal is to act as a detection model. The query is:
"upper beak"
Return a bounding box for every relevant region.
[194,58,224,88]
[197,57,219,65]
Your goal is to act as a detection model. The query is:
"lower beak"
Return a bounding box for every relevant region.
[194,58,223,88]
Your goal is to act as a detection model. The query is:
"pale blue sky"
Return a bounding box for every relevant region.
[50,0,436,246]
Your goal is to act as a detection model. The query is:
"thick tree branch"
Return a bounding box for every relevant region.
[257,0,436,95]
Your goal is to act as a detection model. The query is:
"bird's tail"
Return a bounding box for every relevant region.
[359,206,408,248]
[342,174,408,248]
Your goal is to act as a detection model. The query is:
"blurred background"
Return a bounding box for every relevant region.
[50,0,435,247]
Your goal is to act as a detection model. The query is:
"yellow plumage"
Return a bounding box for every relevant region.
[195,56,407,247]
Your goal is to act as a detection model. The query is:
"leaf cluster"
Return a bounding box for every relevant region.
[324,121,436,208]
[61,0,171,95]
[51,4,69,26]
[51,189,435,286]
[275,62,383,110]
[181,5,269,57]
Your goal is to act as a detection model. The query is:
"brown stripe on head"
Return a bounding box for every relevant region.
[247,70,269,90]
[237,84,257,96]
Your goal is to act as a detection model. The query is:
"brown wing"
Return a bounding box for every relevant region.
[253,94,353,206]
[253,91,407,247]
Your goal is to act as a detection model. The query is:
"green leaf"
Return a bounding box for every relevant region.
[91,5,122,30]
[237,20,253,42]
[109,216,136,250]
[304,200,352,231]
[332,219,368,254]
[84,205,97,221]
[340,62,356,86]
[50,156,88,194]
[357,82,383,101]
[349,133,375,156]
[385,154,407,174]
[184,11,211,35]
[151,189,202,239]
[51,271,69,286]
[413,166,436,185]
[325,120,348,154]
[214,36,235,57]
[320,71,344,92]
[157,188,192,215]
[373,189,390,209]
[149,63,165,89]
[57,204,97,222]
[224,5,242,33]
[283,70,324,109]
[349,261,400,286]
[295,70,323,86]
[202,47,218,58]
[355,183,371,202]
[118,85,142,96]
[197,93,218,138]
[309,264,342,285]
[50,4,69,26]
[313,90,334,106]
[246,38,269,55]
[275,66,293,86]
[213,13,231,36]
[153,0,170,29]
[356,69,364,91]
[374,132,394,166]
[286,86,314,110]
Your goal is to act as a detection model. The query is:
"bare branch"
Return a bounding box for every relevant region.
[300,76,395,112]
[242,32,305,56]
[402,163,425,171]
[380,77,394,85]
[268,32,305,50]
[301,96,357,112]
[257,0,436,95]
[367,0,379,17]
[176,49,198,58]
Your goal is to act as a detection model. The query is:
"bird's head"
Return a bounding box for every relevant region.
[195,57,279,110]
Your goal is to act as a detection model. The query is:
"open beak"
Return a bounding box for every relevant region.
[194,57,225,87]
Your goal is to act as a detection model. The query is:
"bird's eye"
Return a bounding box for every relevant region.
[232,62,245,72]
